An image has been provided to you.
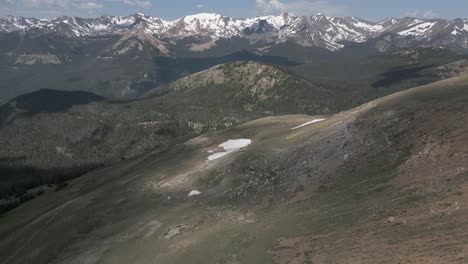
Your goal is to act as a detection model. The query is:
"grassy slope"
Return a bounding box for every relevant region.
[0,61,336,197]
[0,74,467,263]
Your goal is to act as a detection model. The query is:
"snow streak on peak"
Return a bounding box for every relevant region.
[398,21,437,36]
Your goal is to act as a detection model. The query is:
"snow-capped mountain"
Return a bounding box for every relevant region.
[1,12,468,53]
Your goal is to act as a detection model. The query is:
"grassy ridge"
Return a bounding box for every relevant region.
[0,74,466,263]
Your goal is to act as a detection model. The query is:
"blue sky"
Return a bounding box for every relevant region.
[1,0,467,21]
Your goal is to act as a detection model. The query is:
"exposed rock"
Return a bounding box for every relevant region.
[164,224,192,239]
[15,54,61,65]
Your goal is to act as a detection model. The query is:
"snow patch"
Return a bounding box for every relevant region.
[188,190,201,197]
[219,139,252,151]
[207,139,252,161]
[398,22,437,37]
[291,119,326,130]
[353,20,383,32]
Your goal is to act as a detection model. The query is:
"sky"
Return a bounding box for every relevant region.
[1,0,467,21]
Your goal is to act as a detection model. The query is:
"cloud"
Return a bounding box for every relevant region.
[73,1,103,9]
[256,0,346,16]
[22,0,102,9]
[117,0,152,8]
[196,3,204,9]
[0,0,14,16]
[0,0,105,17]
[22,0,67,8]
[256,0,284,14]
[0,0,154,17]
[404,9,438,19]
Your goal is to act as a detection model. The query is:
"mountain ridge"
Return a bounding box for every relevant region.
[0,70,466,263]
[2,12,468,53]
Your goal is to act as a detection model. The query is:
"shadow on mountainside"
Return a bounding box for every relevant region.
[372,64,435,88]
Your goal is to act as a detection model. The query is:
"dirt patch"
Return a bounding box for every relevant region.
[269,234,333,264]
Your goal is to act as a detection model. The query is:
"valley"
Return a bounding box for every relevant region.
[1,12,468,102]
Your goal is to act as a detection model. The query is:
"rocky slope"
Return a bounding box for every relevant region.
[0,72,466,263]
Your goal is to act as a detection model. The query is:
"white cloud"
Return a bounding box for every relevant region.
[196,3,204,9]
[256,0,284,14]
[119,0,152,8]
[404,9,438,19]
[0,0,155,17]
[0,0,104,17]
[73,1,103,9]
[256,0,346,16]
[22,0,67,8]
[22,0,102,9]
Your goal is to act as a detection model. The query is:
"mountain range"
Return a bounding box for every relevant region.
[1,12,468,55]
[2,12,468,104]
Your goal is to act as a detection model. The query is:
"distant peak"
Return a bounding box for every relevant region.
[311,12,330,21]
[312,12,330,20]
[281,12,296,17]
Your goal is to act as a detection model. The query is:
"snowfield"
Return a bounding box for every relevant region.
[291,119,326,130]
[207,139,252,161]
